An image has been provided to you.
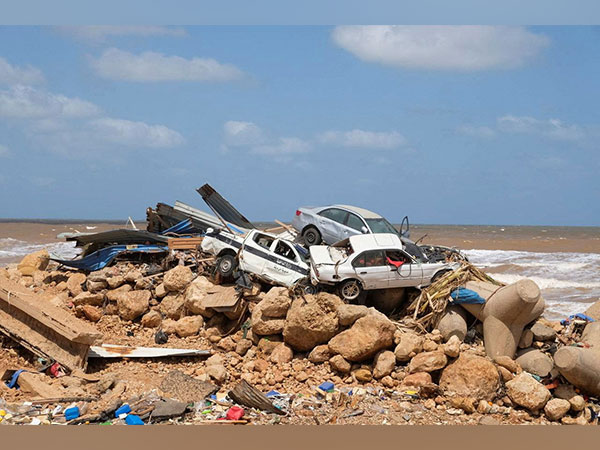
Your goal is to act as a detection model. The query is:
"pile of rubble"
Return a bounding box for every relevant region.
[1,246,600,426]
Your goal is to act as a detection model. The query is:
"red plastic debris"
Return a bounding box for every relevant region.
[225,406,245,420]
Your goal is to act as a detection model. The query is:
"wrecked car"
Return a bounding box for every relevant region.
[201,228,313,290]
[309,233,460,303]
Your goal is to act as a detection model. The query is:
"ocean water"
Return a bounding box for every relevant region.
[465,249,600,320]
[0,237,80,266]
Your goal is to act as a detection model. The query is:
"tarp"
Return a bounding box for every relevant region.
[52,244,167,271]
[450,287,486,304]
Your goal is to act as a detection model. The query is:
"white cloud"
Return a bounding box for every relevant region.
[0,144,9,157]
[55,26,187,43]
[332,26,549,71]
[223,120,265,147]
[0,57,44,85]
[89,48,244,82]
[497,115,585,141]
[456,125,496,139]
[317,129,407,149]
[89,118,185,148]
[0,85,100,119]
[253,137,311,155]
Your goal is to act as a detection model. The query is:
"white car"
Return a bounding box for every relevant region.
[201,228,311,289]
[309,233,460,303]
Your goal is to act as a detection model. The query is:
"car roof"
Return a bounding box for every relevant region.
[307,204,382,219]
[348,233,402,253]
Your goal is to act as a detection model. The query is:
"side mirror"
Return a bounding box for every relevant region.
[361,226,368,234]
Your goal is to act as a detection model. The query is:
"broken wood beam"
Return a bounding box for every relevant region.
[228,380,286,415]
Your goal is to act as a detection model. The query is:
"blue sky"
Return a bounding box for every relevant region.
[0,26,598,225]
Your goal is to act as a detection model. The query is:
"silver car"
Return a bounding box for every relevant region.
[309,233,460,303]
[291,204,409,246]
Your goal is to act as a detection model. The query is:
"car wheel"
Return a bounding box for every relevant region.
[302,284,317,295]
[302,226,322,246]
[216,254,237,278]
[338,279,366,304]
[431,269,452,283]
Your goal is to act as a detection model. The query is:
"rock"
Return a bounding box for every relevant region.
[175,316,204,337]
[66,272,87,296]
[394,332,424,362]
[408,351,447,373]
[498,366,514,382]
[518,329,534,349]
[258,337,283,355]
[106,276,125,289]
[106,284,132,302]
[515,349,553,377]
[328,314,395,362]
[450,397,476,414]
[401,372,432,388]
[18,249,49,276]
[308,345,331,364]
[479,416,500,425]
[117,290,150,321]
[352,367,372,383]
[235,339,253,356]
[494,355,520,374]
[135,278,152,290]
[206,365,228,383]
[155,282,167,298]
[161,319,178,335]
[151,398,188,420]
[252,316,285,336]
[269,343,294,364]
[86,279,107,293]
[184,276,217,317]
[72,292,104,307]
[530,323,556,342]
[423,339,438,352]
[160,293,185,319]
[163,265,195,292]
[439,353,500,401]
[217,337,236,352]
[373,350,396,379]
[283,293,340,351]
[544,398,571,421]
[569,395,586,412]
[141,310,162,328]
[259,287,292,318]
[477,399,492,414]
[442,335,461,358]
[206,354,225,367]
[329,355,351,373]
[79,305,102,322]
[254,359,269,373]
[561,415,589,425]
[124,269,143,283]
[505,373,551,412]
[336,304,369,327]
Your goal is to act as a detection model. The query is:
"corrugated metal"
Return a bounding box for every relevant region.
[67,229,169,247]
[196,184,256,230]
[173,201,224,230]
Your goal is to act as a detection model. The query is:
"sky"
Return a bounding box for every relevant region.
[0,26,598,226]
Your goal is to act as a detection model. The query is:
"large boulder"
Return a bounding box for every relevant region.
[117,290,151,321]
[408,351,447,373]
[106,284,132,302]
[515,349,553,377]
[283,293,340,351]
[439,353,500,401]
[530,323,556,342]
[251,288,294,336]
[72,292,104,307]
[506,373,551,412]
[18,249,49,276]
[66,272,87,296]
[163,265,195,292]
[373,350,396,379]
[394,332,424,362]
[308,345,331,363]
[269,343,294,364]
[175,316,204,337]
[327,313,395,362]
[336,304,369,327]
[160,293,185,319]
[141,310,162,328]
[184,276,217,317]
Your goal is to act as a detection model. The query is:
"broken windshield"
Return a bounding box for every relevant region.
[365,218,398,235]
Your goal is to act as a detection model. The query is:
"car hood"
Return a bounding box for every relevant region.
[309,245,335,265]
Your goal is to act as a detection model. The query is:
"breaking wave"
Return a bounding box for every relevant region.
[0,238,80,264]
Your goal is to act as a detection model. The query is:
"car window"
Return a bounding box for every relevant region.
[365,218,398,234]
[385,249,410,265]
[319,208,349,225]
[346,213,365,232]
[274,240,297,261]
[253,233,275,250]
[352,250,386,268]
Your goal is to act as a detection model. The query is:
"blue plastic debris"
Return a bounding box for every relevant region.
[318,382,335,392]
[65,406,80,421]
[561,313,596,326]
[125,414,144,425]
[450,288,486,305]
[5,369,26,389]
[52,245,167,272]
[266,390,281,398]
[115,404,132,418]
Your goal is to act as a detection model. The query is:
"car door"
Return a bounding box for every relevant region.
[261,239,308,286]
[351,250,389,290]
[317,208,349,243]
[343,212,368,239]
[386,249,424,287]
[239,232,272,275]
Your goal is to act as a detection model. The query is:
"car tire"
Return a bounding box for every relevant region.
[431,269,452,283]
[216,254,237,279]
[338,279,366,305]
[302,226,322,246]
[302,284,317,295]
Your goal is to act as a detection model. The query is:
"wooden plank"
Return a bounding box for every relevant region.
[168,237,204,250]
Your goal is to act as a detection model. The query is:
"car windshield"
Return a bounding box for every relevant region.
[365,218,398,234]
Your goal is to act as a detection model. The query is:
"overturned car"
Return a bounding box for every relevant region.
[309,233,460,303]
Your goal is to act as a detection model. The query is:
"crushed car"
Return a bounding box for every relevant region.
[291,204,466,263]
[201,228,313,291]
[308,233,461,303]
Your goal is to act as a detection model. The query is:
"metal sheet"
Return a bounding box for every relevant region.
[196,184,256,230]
[88,344,211,358]
[52,244,167,271]
[67,229,169,247]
